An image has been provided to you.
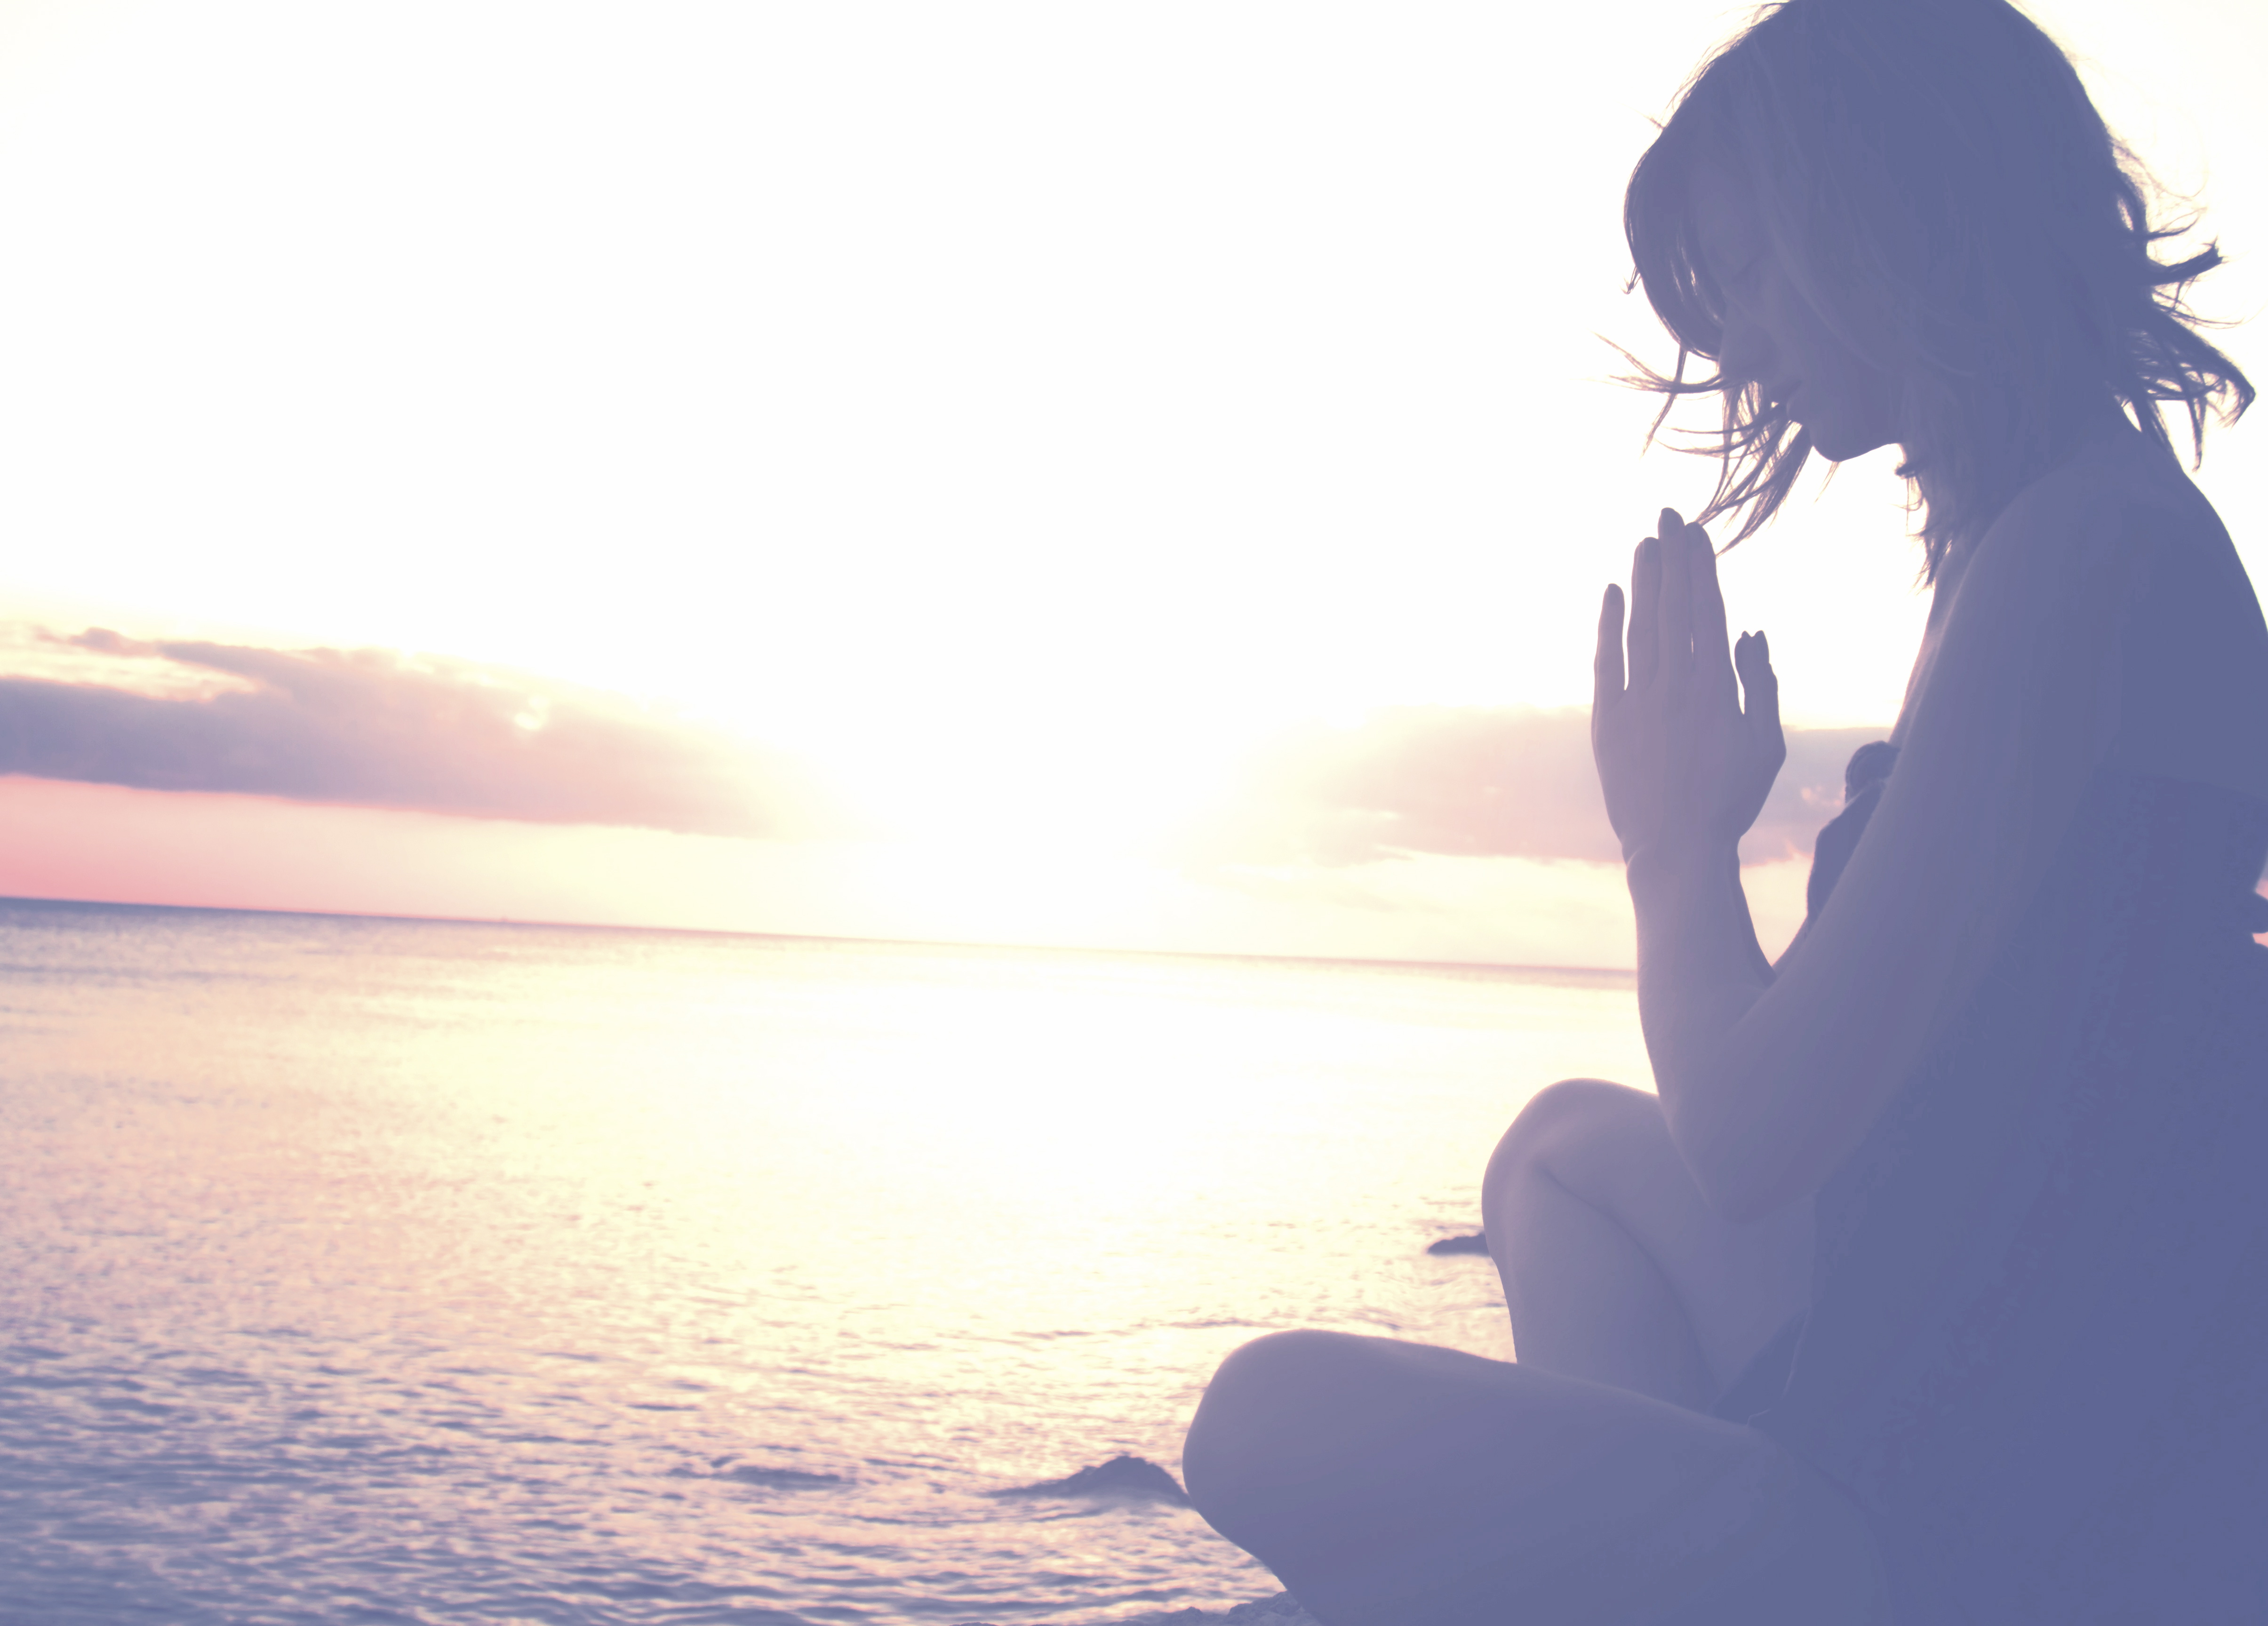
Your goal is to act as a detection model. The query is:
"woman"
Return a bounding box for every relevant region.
[1180,0,2268,1620]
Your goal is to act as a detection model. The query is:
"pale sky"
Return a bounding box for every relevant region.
[0,0,2260,964]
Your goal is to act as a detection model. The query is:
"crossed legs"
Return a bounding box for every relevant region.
[1182,1079,1884,1626]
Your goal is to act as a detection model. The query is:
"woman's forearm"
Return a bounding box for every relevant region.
[1626,839,1773,1185]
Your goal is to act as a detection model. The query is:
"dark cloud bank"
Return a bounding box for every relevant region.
[0,630,833,837]
[1177,706,1879,869]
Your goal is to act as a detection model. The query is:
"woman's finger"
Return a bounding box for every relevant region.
[1628,536,1661,691]
[1657,508,1694,678]
[1688,521,1739,702]
[1595,583,1627,706]
[1736,630,1785,764]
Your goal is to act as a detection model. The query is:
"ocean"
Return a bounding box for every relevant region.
[0,897,1653,1626]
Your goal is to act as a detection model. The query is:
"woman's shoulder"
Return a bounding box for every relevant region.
[1997,424,2268,799]
[1988,419,2226,560]
[1920,422,2268,802]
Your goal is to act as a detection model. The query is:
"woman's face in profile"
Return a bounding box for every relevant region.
[1689,160,1901,462]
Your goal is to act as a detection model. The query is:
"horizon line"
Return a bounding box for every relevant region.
[0,890,1638,984]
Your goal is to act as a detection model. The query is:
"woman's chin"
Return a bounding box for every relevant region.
[1801,419,1896,463]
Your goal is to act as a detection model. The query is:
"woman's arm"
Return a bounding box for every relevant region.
[1599,481,2144,1221]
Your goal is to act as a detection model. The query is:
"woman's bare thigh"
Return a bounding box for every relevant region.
[1183,1330,1887,1626]
[1484,1079,1815,1397]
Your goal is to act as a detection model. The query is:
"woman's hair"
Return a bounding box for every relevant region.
[1617,0,2253,579]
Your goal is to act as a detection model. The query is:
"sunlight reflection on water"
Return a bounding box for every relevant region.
[0,899,1650,1625]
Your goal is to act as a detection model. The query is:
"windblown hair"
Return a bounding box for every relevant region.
[1617,0,2253,579]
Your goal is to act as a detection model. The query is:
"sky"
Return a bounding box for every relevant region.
[0,0,2261,966]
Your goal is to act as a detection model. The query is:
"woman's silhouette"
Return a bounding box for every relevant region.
[1181,0,2268,1619]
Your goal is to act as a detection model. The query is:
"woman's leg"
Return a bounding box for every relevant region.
[1183,1330,1886,1626]
[1182,1077,1847,1620]
[1483,1078,1815,1407]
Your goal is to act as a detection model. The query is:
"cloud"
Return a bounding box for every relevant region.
[1173,705,1887,869]
[0,630,1894,869]
[0,628,840,837]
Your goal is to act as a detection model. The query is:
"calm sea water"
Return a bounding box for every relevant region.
[0,898,1652,1626]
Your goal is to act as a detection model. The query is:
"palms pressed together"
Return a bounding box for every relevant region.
[1592,507,1787,866]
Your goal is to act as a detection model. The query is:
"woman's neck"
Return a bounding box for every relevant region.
[2060,395,2142,457]
[1906,394,2140,572]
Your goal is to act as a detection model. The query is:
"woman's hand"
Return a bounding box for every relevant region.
[1591,508,1785,866]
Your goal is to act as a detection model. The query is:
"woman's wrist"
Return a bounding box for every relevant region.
[1623,834,1742,901]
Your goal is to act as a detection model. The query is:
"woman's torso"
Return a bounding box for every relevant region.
[1739,422,2268,1621]
[1769,763,2267,1616]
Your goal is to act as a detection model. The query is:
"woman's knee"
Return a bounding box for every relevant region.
[1483,1078,1659,1229]
[1183,1330,1377,1525]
